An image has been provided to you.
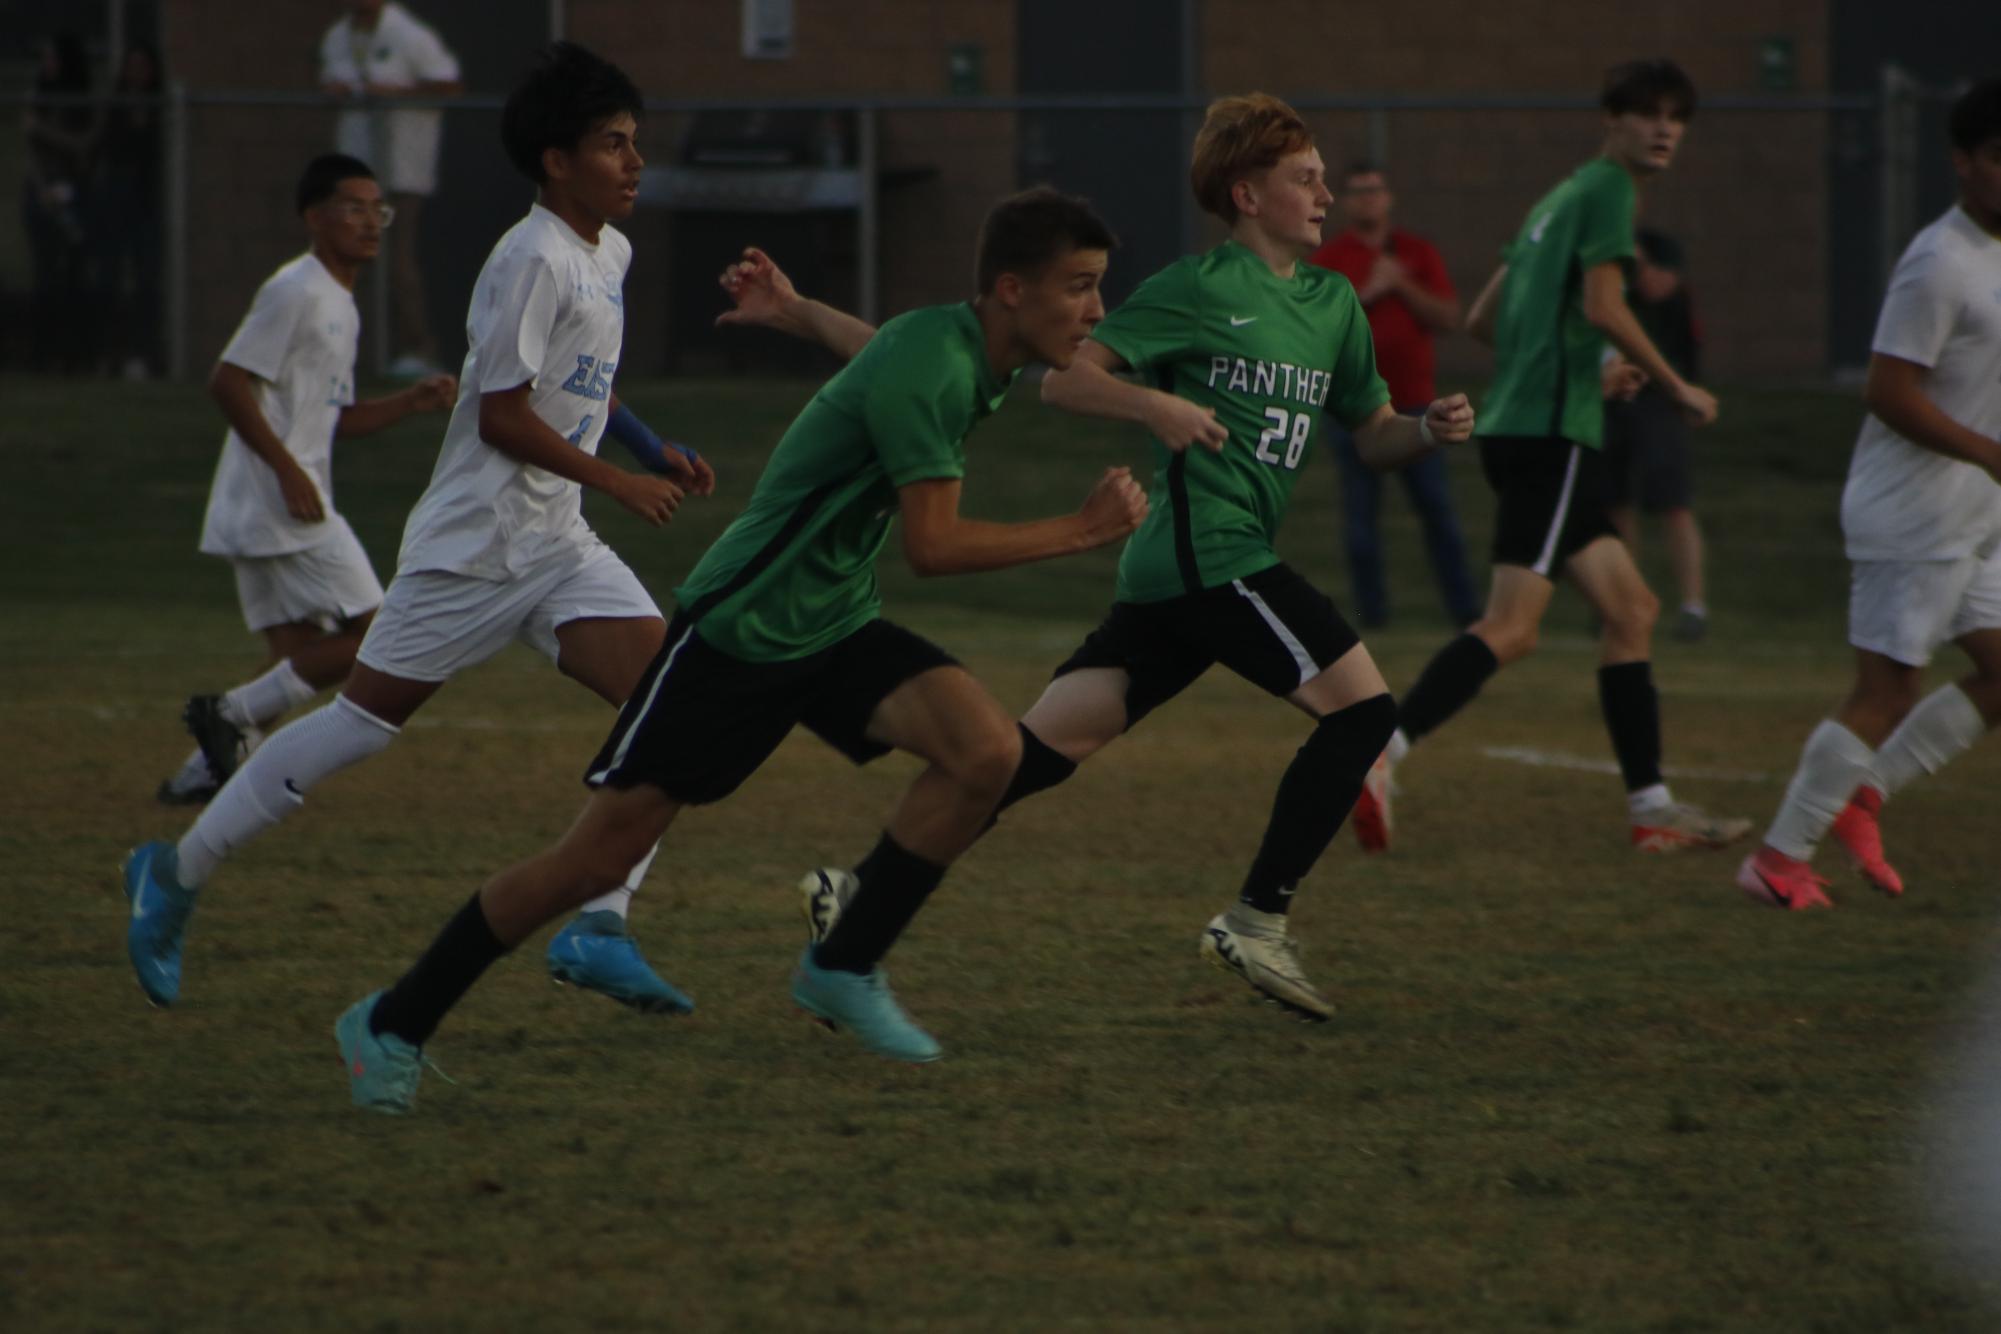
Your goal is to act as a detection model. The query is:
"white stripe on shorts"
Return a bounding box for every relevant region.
[1531,445,1583,577]
[588,623,697,785]
[1232,578,1318,688]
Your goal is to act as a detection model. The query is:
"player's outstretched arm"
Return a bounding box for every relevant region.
[1865,354,2001,482]
[335,374,458,438]
[715,247,877,362]
[1039,341,1228,453]
[209,360,326,523]
[1581,262,1717,426]
[478,384,684,527]
[896,469,1147,577]
[1351,395,1475,470]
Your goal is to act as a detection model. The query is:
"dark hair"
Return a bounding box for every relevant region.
[296,153,376,214]
[1342,159,1386,186]
[1949,78,2001,154]
[1601,58,1697,121]
[974,187,1119,294]
[501,42,644,184]
[36,32,89,96]
[1635,227,1685,271]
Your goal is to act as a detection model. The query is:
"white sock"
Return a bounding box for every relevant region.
[221,660,318,728]
[1765,720,1876,861]
[578,842,658,918]
[1627,782,1673,817]
[175,695,398,888]
[1681,602,1707,617]
[1386,728,1411,766]
[1871,684,1987,799]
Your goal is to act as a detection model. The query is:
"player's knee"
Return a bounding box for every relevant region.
[952,716,1023,804]
[1482,621,1538,663]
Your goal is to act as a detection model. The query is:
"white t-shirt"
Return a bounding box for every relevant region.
[199,253,359,559]
[319,3,459,195]
[1843,205,2001,562]
[394,205,631,581]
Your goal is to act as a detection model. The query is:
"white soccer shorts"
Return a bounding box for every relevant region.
[230,519,385,632]
[1849,540,2001,667]
[356,538,661,683]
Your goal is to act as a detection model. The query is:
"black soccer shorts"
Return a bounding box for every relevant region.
[585,613,959,805]
[1051,562,1362,730]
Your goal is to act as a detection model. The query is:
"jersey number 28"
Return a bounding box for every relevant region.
[1255,406,1312,470]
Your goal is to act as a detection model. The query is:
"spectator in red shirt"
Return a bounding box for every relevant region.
[1309,162,1480,628]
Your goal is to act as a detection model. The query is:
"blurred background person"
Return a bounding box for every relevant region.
[1309,160,1480,629]
[21,31,95,374]
[1605,227,1709,641]
[92,42,166,380]
[318,0,462,377]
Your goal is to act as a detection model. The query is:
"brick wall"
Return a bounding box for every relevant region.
[1200,0,1833,378]
[160,0,1833,379]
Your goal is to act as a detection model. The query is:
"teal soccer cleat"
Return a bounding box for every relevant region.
[545,910,694,1015]
[122,839,196,1008]
[335,991,427,1114]
[790,947,942,1063]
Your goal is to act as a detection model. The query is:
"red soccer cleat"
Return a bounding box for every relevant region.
[1352,750,1393,853]
[1830,786,1904,897]
[1735,845,1834,911]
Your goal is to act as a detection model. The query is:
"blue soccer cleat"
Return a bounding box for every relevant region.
[123,839,196,1008]
[545,910,694,1015]
[790,947,942,1063]
[335,991,427,1114]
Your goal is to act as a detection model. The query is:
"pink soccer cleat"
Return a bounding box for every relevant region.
[1735,845,1834,911]
[1829,786,1904,897]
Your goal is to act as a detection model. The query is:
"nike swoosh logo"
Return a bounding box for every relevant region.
[285,779,303,797]
[1229,316,1257,326]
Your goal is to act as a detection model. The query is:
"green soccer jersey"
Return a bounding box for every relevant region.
[673,303,1015,661]
[1478,156,1637,448]
[1094,240,1389,603]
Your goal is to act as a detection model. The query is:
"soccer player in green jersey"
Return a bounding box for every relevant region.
[1356,59,1751,856]
[332,188,1150,1108]
[744,94,1475,1021]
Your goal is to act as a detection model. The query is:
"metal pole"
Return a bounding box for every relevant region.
[108,0,125,73]
[1879,63,1911,298]
[858,106,878,325]
[165,79,189,381]
[1367,106,1390,166]
[1179,0,1201,256]
[549,0,565,39]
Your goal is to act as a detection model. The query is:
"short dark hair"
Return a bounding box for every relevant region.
[1949,78,2001,154]
[501,42,643,184]
[296,153,375,214]
[1342,159,1385,187]
[974,187,1119,294]
[1635,227,1685,272]
[1601,59,1697,121]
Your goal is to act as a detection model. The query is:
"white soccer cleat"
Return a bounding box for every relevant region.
[1201,905,1334,1021]
[799,867,858,943]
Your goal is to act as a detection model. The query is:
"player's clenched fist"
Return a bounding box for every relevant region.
[1423,392,1475,444]
[1078,466,1149,546]
[612,472,684,526]
[406,373,458,414]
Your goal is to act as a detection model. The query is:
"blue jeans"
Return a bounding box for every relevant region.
[1330,409,1481,628]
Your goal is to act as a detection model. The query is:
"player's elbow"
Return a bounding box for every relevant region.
[901,532,959,578]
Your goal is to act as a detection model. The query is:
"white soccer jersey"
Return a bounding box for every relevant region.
[394,205,631,581]
[1843,205,2001,562]
[198,252,359,559]
[319,2,459,195]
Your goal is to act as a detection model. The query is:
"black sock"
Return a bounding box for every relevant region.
[1597,661,1664,792]
[370,893,510,1047]
[1238,694,1399,914]
[813,832,946,974]
[991,723,1078,820]
[1396,632,1500,743]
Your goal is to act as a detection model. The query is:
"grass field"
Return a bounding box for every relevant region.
[4,375,2000,1332]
